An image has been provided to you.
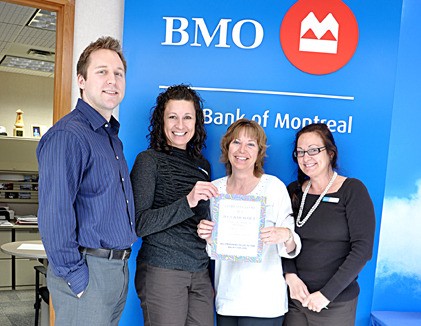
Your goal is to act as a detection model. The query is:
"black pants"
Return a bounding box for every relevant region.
[283,297,358,326]
[135,262,214,326]
[217,314,284,326]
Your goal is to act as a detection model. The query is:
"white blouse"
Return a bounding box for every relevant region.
[210,174,302,318]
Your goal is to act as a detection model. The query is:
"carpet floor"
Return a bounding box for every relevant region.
[0,289,37,326]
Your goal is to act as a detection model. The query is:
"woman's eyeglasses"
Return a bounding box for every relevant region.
[294,146,326,158]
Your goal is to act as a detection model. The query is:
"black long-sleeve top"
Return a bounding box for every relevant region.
[283,178,375,302]
[130,148,211,272]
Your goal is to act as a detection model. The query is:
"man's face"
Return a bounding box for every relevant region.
[77,49,125,119]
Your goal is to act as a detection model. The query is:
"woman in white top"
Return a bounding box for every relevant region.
[198,119,301,325]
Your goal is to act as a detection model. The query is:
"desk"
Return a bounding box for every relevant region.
[1,240,54,326]
[0,224,40,288]
[1,239,45,289]
[371,311,421,326]
[1,240,46,259]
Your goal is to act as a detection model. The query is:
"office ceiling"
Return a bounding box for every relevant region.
[0,1,55,78]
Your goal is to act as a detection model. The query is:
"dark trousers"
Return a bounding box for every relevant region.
[283,297,358,326]
[135,262,214,326]
[217,314,284,326]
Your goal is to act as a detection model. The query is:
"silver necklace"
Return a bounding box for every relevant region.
[296,172,338,228]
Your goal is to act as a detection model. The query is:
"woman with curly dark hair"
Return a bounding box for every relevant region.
[130,85,218,326]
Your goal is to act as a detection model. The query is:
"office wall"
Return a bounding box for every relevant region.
[0,71,53,137]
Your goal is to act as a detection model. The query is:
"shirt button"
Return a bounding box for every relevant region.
[126,200,129,204]
[116,155,119,160]
[122,177,125,182]
[105,124,109,128]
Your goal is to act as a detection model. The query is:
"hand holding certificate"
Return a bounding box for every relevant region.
[210,194,266,263]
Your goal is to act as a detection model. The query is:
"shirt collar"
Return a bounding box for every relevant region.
[75,98,120,133]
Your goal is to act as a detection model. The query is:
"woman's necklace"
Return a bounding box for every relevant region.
[296,171,338,228]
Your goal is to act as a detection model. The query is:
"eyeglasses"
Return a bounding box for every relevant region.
[294,146,326,158]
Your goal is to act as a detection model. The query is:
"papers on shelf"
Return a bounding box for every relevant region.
[16,215,38,225]
[0,220,13,226]
[17,243,45,251]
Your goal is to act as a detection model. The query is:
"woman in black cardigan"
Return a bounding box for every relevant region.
[130,85,218,326]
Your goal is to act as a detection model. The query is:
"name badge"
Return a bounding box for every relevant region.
[322,196,340,204]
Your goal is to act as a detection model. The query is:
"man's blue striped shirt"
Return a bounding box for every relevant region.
[37,99,137,294]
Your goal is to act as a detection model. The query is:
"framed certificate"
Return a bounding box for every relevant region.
[210,194,266,263]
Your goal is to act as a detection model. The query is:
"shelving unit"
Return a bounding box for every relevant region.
[0,137,39,216]
[0,173,39,204]
[0,137,41,289]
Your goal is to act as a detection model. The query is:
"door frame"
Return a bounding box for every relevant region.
[5,0,75,122]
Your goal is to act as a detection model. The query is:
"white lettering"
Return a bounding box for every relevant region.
[162,17,189,45]
[191,18,231,48]
[348,116,353,133]
[275,113,290,128]
[262,110,270,128]
[232,20,264,49]
[251,114,261,124]
[274,113,352,133]
[213,112,224,125]
[326,119,337,130]
[291,117,301,129]
[302,117,313,127]
[203,108,213,124]
[203,108,244,126]
[235,108,246,120]
[206,110,352,133]
[162,17,263,49]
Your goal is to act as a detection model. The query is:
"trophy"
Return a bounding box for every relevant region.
[13,109,24,137]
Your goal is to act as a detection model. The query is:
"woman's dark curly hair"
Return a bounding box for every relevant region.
[291,123,338,215]
[147,84,206,158]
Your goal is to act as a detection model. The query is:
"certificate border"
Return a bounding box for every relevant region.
[210,194,266,263]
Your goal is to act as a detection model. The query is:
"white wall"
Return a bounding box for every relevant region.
[71,0,125,119]
[0,71,53,137]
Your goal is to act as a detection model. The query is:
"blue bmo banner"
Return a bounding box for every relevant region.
[119,1,404,325]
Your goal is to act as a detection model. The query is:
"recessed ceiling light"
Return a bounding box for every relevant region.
[28,9,56,31]
[27,49,55,59]
[0,55,54,73]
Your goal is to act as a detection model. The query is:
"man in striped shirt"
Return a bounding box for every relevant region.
[37,36,137,326]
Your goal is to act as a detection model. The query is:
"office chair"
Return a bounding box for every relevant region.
[34,265,49,326]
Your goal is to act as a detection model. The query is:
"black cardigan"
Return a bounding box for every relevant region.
[130,148,211,272]
[283,178,375,302]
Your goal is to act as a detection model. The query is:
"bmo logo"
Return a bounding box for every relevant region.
[162,17,264,49]
[161,0,358,75]
[280,0,359,75]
